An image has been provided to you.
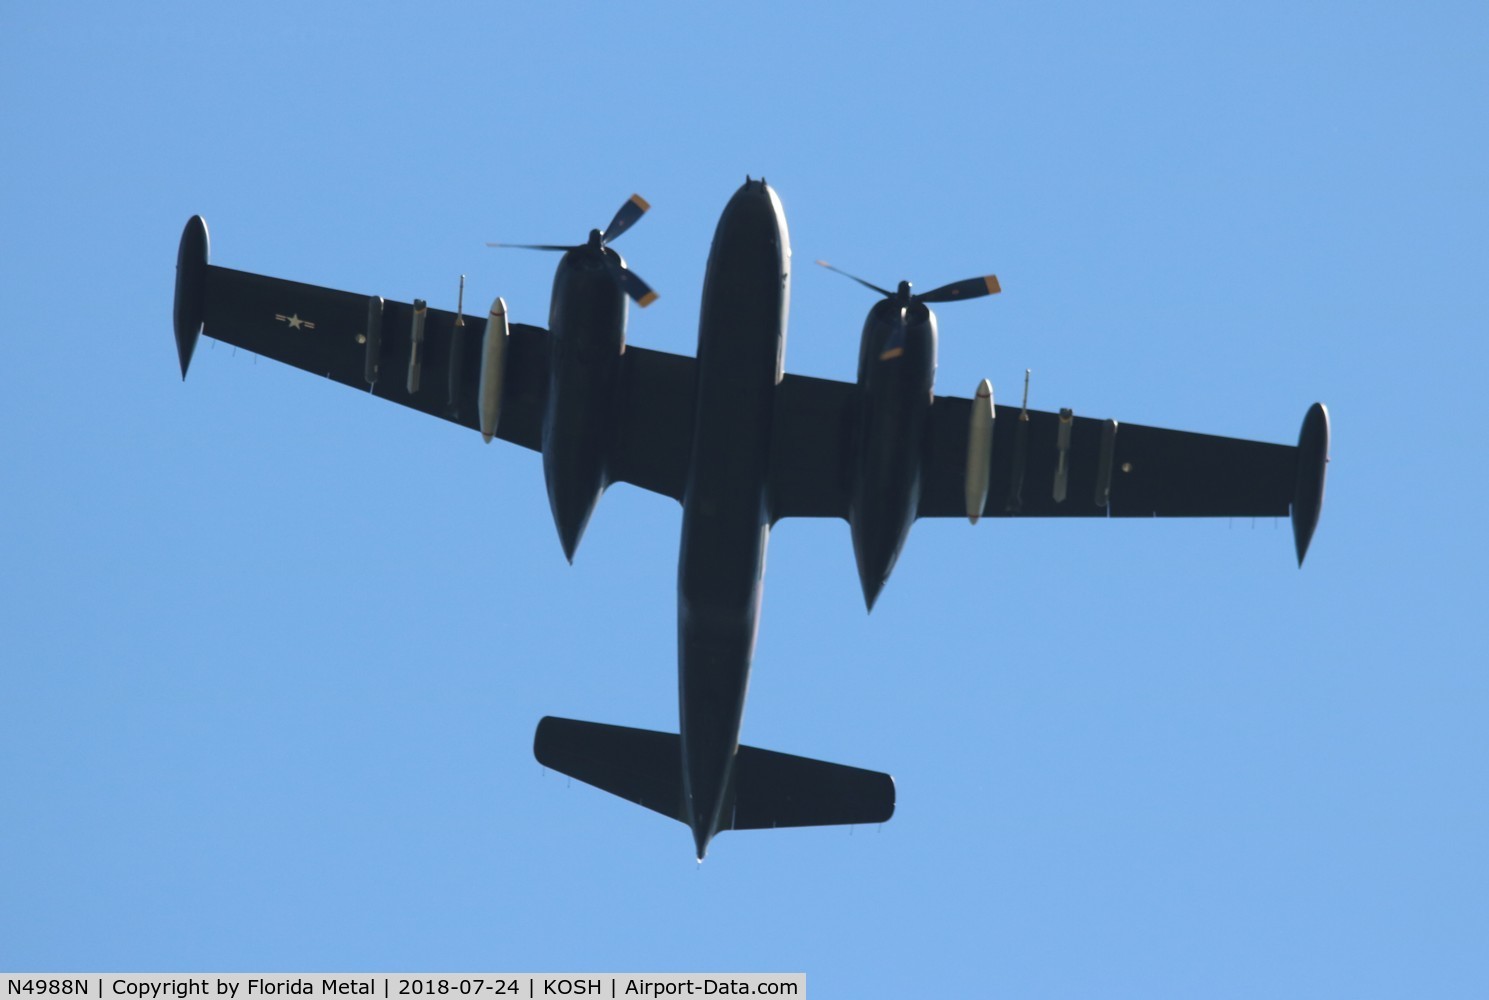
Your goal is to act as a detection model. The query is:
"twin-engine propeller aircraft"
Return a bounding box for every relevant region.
[172,179,1329,860]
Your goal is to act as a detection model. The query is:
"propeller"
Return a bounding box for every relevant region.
[487,194,658,307]
[817,260,1000,360]
[815,260,1001,304]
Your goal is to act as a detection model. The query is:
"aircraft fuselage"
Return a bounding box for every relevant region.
[677,179,791,858]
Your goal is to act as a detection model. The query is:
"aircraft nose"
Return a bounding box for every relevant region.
[691,823,711,861]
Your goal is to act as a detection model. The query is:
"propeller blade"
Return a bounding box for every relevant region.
[601,194,651,245]
[606,255,659,307]
[917,274,1001,303]
[485,242,575,252]
[815,260,894,298]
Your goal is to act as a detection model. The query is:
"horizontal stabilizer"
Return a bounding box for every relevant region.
[534,716,894,833]
[729,743,895,830]
[534,717,684,822]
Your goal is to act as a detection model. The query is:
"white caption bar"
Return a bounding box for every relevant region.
[5,975,805,1000]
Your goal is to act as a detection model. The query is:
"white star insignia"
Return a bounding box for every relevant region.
[274,313,317,331]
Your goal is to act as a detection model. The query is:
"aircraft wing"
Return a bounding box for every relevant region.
[188,263,696,502]
[198,265,548,448]
[919,393,1299,519]
[769,376,1302,520]
[769,372,858,518]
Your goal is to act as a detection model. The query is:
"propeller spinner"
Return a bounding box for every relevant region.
[488,194,658,307]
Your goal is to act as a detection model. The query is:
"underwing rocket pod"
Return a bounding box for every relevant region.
[478,297,510,443]
[965,379,994,523]
[407,300,427,394]
[173,215,210,379]
[1094,419,1118,508]
[1053,408,1074,503]
[1291,402,1330,566]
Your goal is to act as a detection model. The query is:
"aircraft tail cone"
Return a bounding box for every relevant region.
[859,574,884,613]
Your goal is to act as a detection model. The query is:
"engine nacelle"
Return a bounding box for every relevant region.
[542,245,628,561]
[849,299,938,609]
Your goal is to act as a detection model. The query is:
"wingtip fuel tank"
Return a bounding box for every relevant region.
[173,215,210,379]
[1291,402,1330,567]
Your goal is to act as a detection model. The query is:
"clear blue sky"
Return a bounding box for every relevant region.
[3,2,1485,995]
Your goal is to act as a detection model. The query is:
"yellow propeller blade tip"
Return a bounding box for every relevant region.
[630,194,651,212]
[984,275,1002,295]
